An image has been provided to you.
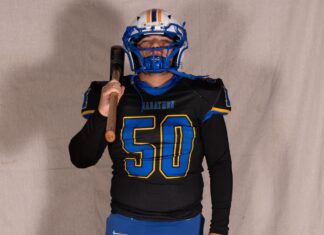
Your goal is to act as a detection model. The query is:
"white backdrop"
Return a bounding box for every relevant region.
[0,0,323,234]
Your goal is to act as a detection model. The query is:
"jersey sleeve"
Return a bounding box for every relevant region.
[200,78,232,122]
[201,114,233,234]
[81,81,107,119]
[189,78,232,233]
[69,81,108,168]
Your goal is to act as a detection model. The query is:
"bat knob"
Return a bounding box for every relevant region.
[105,131,115,143]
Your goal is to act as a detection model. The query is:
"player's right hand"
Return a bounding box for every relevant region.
[98,80,125,117]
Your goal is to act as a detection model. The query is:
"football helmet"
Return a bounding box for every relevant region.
[122,9,188,74]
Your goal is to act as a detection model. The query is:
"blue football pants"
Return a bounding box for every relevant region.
[105,213,204,235]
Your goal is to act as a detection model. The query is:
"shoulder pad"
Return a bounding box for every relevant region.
[205,78,231,114]
[198,77,225,90]
[194,78,231,108]
[203,78,231,121]
[185,77,231,120]
[81,81,107,119]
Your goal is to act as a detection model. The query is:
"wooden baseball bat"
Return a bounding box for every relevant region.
[105,46,125,143]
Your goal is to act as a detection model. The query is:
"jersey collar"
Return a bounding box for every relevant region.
[131,74,182,96]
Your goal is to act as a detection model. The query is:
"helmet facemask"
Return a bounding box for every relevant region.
[122,10,188,74]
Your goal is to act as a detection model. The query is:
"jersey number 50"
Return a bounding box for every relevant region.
[121,115,195,179]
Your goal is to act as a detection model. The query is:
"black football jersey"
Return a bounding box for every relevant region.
[70,74,232,234]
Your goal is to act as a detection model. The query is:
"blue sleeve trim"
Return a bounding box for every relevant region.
[82,88,91,110]
[81,110,95,119]
[202,109,229,122]
[223,87,231,108]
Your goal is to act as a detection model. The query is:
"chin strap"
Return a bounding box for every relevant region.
[167,68,209,80]
[133,67,209,80]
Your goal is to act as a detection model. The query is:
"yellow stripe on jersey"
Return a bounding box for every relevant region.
[211,107,231,114]
[81,109,95,116]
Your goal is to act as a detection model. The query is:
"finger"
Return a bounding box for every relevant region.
[103,80,121,89]
[102,88,121,97]
[118,86,125,101]
[107,80,121,88]
[103,83,121,92]
[120,86,125,96]
[102,81,122,91]
[109,80,120,85]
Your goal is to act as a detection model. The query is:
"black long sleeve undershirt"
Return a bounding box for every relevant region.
[201,114,233,235]
[69,110,107,168]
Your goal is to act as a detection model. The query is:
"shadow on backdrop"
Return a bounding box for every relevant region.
[0,0,123,234]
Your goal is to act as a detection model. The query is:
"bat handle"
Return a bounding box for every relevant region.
[105,92,118,142]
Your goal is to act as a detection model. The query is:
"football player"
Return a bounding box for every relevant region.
[69,9,233,235]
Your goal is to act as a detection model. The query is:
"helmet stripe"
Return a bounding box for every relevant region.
[157,9,162,22]
[152,9,157,22]
[146,10,151,23]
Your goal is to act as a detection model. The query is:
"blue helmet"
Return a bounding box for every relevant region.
[122,9,188,74]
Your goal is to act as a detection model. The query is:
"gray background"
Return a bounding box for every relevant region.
[0,0,323,234]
